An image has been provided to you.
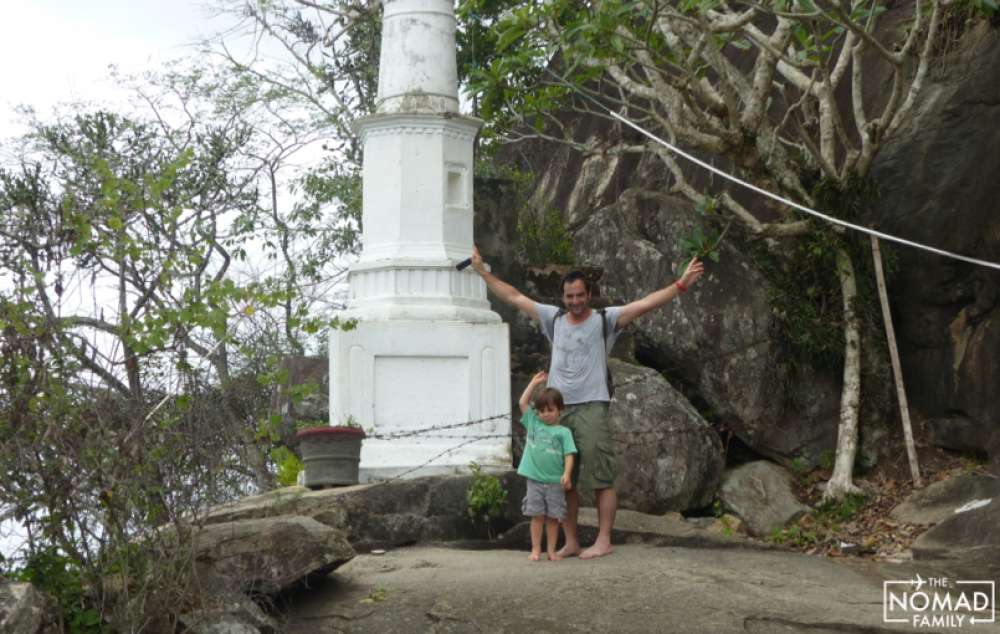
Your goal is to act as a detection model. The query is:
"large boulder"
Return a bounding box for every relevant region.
[891,471,1000,526]
[872,23,1000,457]
[202,472,527,550]
[912,496,1000,586]
[606,359,724,513]
[0,582,59,634]
[719,461,810,537]
[192,516,355,595]
[575,189,846,466]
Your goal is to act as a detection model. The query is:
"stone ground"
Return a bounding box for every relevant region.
[273,504,1000,634]
[274,544,998,634]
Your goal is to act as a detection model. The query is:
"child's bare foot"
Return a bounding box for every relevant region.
[548,552,563,561]
[555,543,580,558]
[579,542,613,559]
[528,552,541,561]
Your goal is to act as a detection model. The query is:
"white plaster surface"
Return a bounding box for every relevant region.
[330,321,512,479]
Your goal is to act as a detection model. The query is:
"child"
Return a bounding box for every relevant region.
[517,371,577,561]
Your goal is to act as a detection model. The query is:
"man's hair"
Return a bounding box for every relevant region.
[560,270,591,294]
[534,387,565,412]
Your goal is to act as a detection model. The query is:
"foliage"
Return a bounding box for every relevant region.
[466,462,509,540]
[768,493,867,547]
[0,103,356,627]
[963,0,999,18]
[271,446,304,487]
[14,549,100,633]
[517,207,574,265]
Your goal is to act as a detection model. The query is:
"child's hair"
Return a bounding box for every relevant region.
[534,387,565,412]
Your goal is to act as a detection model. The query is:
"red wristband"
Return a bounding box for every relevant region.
[675,280,688,293]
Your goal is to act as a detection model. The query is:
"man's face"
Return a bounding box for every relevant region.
[562,279,591,317]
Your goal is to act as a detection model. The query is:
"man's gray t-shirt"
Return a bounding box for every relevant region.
[535,303,622,405]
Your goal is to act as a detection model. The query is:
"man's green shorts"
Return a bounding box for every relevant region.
[560,401,617,491]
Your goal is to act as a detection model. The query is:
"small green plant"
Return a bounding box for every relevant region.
[271,445,304,487]
[359,586,388,604]
[517,208,574,265]
[466,462,508,539]
[768,523,820,548]
[814,493,867,525]
[680,196,731,265]
[818,449,836,471]
[712,497,724,518]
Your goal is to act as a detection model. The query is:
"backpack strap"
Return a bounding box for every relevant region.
[599,308,615,398]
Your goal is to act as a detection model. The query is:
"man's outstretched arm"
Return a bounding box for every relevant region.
[616,257,705,329]
[471,246,539,321]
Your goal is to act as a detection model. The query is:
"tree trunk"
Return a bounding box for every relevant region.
[870,236,922,487]
[825,247,864,501]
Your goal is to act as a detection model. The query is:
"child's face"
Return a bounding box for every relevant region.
[537,406,562,425]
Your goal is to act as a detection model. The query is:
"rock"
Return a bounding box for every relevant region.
[604,359,724,513]
[192,516,355,595]
[891,471,1000,526]
[926,415,985,453]
[872,23,1000,453]
[575,189,847,467]
[0,582,60,634]
[912,495,1000,585]
[177,592,278,634]
[202,472,527,551]
[720,461,810,537]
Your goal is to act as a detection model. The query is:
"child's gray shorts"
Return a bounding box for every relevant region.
[522,479,566,520]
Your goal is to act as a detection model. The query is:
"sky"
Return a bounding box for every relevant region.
[0,0,217,138]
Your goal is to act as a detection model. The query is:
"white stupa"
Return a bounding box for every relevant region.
[328,0,512,480]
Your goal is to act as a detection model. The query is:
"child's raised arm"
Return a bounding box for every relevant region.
[518,371,548,414]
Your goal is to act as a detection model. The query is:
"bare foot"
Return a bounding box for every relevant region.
[548,552,563,561]
[528,552,541,561]
[579,543,613,560]
[555,543,581,558]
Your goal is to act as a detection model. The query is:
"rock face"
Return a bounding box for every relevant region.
[203,472,528,550]
[872,24,1000,456]
[575,191,844,466]
[606,359,724,513]
[719,461,810,537]
[193,516,355,595]
[0,582,59,634]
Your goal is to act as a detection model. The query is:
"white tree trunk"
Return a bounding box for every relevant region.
[825,247,864,501]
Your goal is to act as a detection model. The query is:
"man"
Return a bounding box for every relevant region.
[470,246,704,558]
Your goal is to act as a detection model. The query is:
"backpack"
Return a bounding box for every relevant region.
[551,307,615,399]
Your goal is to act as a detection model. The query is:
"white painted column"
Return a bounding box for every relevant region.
[329,0,511,480]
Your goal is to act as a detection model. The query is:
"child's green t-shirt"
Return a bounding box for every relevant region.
[517,407,577,484]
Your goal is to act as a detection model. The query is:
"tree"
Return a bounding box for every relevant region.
[0,104,344,627]
[463,0,947,499]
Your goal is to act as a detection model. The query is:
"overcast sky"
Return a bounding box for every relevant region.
[0,0,216,137]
